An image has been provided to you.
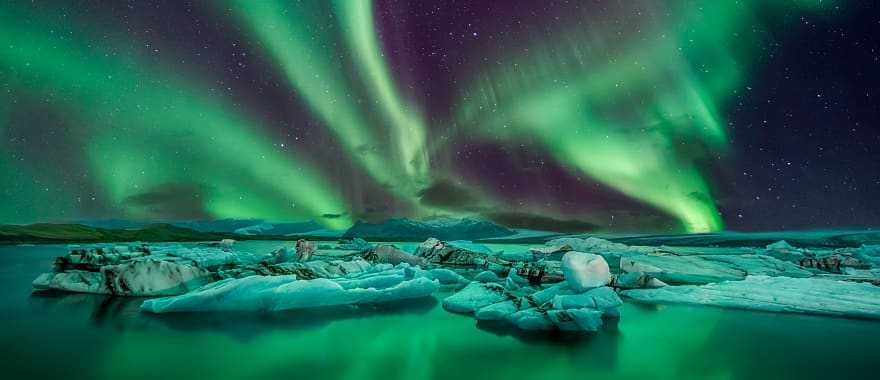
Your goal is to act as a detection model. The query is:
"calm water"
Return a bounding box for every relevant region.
[2,242,879,380]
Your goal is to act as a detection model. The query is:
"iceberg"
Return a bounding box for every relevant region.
[620,254,811,285]
[474,270,502,283]
[33,259,213,296]
[150,244,266,269]
[761,240,807,262]
[621,275,880,319]
[31,243,378,297]
[561,251,611,291]
[142,265,440,313]
[363,244,426,266]
[610,271,667,289]
[544,237,653,269]
[855,245,880,266]
[413,267,468,286]
[504,260,565,285]
[702,255,813,277]
[415,238,508,268]
[477,284,621,332]
[444,253,621,332]
[551,286,622,310]
[442,282,512,313]
[335,237,373,253]
[799,252,868,273]
[295,239,315,262]
[545,308,605,332]
[620,255,744,285]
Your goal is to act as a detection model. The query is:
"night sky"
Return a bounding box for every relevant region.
[1,0,878,233]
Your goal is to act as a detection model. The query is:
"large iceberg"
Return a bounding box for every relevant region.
[621,275,880,319]
[31,243,375,296]
[33,259,213,296]
[142,265,439,313]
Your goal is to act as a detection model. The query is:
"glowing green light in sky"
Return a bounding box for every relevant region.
[456,2,767,232]
[0,1,842,229]
[336,0,430,182]
[226,0,430,209]
[0,7,351,228]
[456,0,835,232]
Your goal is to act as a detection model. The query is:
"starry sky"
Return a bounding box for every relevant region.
[1,0,878,233]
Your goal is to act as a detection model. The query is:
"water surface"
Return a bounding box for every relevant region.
[2,242,878,380]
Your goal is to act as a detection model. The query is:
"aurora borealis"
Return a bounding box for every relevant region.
[2,0,879,232]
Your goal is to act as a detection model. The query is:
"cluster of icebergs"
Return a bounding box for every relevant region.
[30,235,880,335]
[443,251,622,332]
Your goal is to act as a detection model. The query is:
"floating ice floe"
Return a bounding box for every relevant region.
[610,271,667,289]
[620,254,812,285]
[363,244,427,266]
[141,264,440,313]
[621,275,880,319]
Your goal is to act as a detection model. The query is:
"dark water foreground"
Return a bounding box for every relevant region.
[2,243,878,380]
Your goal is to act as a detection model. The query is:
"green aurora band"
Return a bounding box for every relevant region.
[0,1,839,231]
[224,0,431,211]
[456,1,833,232]
[0,5,351,228]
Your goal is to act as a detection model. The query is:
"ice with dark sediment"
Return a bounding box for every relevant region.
[414,238,508,268]
[32,259,214,296]
[362,244,427,266]
[32,243,220,296]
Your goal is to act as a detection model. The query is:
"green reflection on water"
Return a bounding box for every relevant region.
[2,242,879,380]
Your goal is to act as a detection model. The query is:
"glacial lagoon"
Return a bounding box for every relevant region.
[2,241,879,380]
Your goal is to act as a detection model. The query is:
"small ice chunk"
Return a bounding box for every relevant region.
[442,282,510,313]
[474,270,502,283]
[551,286,622,310]
[508,309,554,330]
[475,300,519,320]
[547,308,604,331]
